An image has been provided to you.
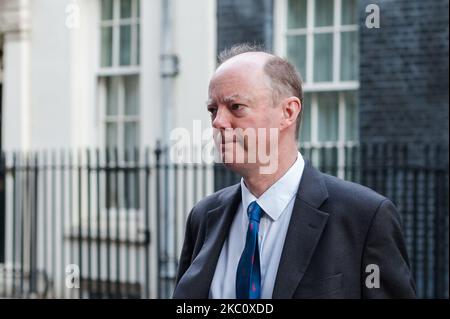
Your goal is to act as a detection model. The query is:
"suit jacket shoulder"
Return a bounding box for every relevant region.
[188,183,240,234]
[319,172,392,223]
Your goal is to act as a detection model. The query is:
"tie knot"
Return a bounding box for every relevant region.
[247,201,263,223]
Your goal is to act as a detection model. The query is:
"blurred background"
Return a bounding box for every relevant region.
[0,0,448,299]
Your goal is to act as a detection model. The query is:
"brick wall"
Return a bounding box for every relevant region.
[217,0,273,54]
[359,0,449,164]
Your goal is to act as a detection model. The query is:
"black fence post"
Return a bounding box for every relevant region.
[77,150,83,299]
[173,159,179,280]
[144,147,151,299]
[154,141,162,298]
[0,151,6,295]
[86,149,92,298]
[105,148,111,298]
[0,151,5,264]
[60,149,66,299]
[124,148,130,298]
[95,148,101,298]
[113,148,121,299]
[133,147,141,298]
[30,152,38,296]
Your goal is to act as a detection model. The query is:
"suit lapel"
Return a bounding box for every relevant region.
[272,160,330,298]
[175,185,241,298]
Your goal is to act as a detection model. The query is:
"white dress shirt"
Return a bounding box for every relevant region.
[209,152,305,299]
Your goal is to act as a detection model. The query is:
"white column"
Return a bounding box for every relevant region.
[0,0,31,152]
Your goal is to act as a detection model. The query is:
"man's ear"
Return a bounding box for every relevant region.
[280,97,301,132]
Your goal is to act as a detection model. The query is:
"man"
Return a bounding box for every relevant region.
[172,44,416,299]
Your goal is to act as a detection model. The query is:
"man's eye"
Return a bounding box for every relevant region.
[208,107,217,115]
[231,104,244,111]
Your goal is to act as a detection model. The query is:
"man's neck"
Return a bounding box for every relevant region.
[243,149,298,198]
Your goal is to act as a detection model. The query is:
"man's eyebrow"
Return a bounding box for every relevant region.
[224,94,252,104]
[208,95,252,105]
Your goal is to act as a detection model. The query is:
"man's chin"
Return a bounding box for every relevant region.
[221,161,250,175]
[217,147,279,175]
[219,151,254,173]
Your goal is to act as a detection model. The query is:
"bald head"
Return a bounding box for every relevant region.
[216,51,274,73]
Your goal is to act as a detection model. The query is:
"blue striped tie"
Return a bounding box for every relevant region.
[236,201,263,299]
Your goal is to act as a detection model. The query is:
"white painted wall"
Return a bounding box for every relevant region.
[29,0,72,150]
[2,0,217,152]
[173,0,216,143]
[140,0,162,148]
[2,31,30,151]
[1,0,31,151]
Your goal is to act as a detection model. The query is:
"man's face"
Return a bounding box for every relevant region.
[207,55,282,174]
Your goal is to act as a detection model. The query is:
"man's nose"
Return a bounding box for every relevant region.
[212,107,232,130]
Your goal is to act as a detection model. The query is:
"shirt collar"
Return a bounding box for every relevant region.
[240,152,305,221]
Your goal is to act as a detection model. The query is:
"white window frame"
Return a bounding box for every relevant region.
[303,91,358,175]
[99,0,140,71]
[96,0,143,219]
[101,76,140,153]
[275,0,359,88]
[97,0,141,155]
[275,0,360,178]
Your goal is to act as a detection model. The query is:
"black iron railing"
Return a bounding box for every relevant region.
[0,142,448,299]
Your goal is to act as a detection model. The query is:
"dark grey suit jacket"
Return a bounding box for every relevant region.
[173,160,416,298]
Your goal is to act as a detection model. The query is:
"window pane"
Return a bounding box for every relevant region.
[313,33,333,82]
[120,25,132,66]
[101,0,113,20]
[287,35,306,77]
[124,75,139,115]
[124,122,139,150]
[136,24,140,65]
[288,0,307,29]
[341,31,359,81]
[342,0,357,25]
[317,92,338,142]
[106,122,118,148]
[136,0,140,17]
[106,77,119,115]
[120,0,132,19]
[299,93,311,142]
[344,91,358,141]
[315,0,334,27]
[101,27,113,67]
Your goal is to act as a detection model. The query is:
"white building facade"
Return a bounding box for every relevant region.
[1,0,216,152]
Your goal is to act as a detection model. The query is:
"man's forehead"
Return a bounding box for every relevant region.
[212,52,271,80]
[209,53,272,89]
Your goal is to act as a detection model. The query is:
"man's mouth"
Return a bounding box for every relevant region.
[221,135,238,144]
